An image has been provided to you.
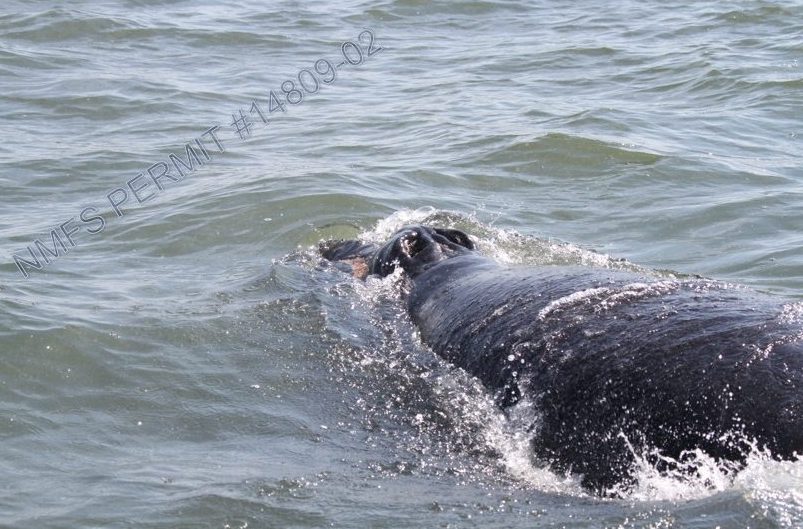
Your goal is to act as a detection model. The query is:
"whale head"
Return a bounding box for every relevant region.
[320,225,475,279]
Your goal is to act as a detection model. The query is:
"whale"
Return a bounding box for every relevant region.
[320,225,803,493]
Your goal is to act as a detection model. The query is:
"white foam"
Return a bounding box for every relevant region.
[538,280,680,320]
[780,302,803,325]
[354,207,636,271]
[736,455,803,527]
[538,286,614,320]
[482,397,586,495]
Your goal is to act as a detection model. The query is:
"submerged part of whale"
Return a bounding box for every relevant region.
[321,225,803,493]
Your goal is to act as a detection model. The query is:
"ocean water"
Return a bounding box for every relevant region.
[1,1,802,527]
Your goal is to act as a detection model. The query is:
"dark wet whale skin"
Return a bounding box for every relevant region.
[321,225,803,493]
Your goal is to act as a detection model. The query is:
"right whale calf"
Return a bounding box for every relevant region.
[321,225,803,494]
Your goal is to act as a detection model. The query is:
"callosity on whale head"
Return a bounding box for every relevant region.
[320,225,475,279]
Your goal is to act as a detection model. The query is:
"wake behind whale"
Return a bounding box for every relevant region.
[318,215,803,496]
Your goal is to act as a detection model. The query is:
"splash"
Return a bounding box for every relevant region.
[737,455,803,527]
[356,206,643,270]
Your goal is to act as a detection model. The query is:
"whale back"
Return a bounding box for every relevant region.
[407,257,803,492]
